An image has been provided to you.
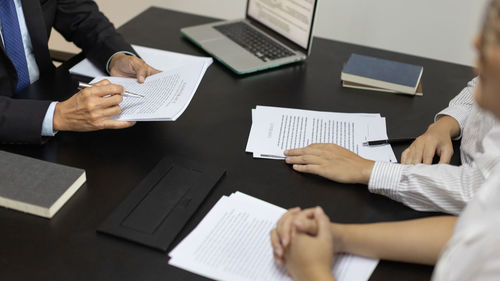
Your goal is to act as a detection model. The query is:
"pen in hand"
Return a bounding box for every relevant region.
[77,82,145,98]
[363,138,416,146]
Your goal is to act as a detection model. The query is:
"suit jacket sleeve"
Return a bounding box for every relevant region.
[0,97,51,144]
[52,0,137,71]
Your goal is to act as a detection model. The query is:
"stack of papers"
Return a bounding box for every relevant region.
[169,192,379,281]
[70,45,213,121]
[246,106,397,162]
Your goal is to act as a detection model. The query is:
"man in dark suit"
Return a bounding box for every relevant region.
[0,0,159,144]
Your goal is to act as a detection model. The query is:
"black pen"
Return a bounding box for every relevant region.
[78,82,145,98]
[363,138,416,146]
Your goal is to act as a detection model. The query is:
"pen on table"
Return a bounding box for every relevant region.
[77,82,144,98]
[363,138,416,146]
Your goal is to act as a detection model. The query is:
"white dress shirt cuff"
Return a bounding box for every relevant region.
[106,51,137,74]
[435,108,469,140]
[41,102,58,137]
[368,161,404,201]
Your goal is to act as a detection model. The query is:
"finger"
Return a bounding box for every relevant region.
[294,209,318,235]
[92,79,111,86]
[284,145,322,157]
[314,207,331,238]
[284,147,308,156]
[98,120,135,130]
[135,63,148,83]
[285,155,323,165]
[409,142,424,164]
[147,65,161,76]
[280,211,300,247]
[98,105,122,119]
[83,84,125,97]
[438,146,453,164]
[292,164,322,175]
[401,148,410,164]
[295,218,318,235]
[270,229,284,259]
[276,208,300,247]
[422,144,437,165]
[95,93,123,108]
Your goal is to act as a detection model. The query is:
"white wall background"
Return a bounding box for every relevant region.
[49,0,490,67]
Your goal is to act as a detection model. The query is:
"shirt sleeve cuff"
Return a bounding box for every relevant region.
[106,51,137,74]
[41,102,58,137]
[368,161,404,201]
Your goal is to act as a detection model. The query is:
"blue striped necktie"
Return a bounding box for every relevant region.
[0,0,30,92]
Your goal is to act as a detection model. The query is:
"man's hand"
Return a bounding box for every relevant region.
[108,53,161,83]
[401,115,460,164]
[281,207,336,281]
[284,143,375,185]
[53,80,135,131]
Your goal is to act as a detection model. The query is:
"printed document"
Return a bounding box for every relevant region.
[89,59,212,121]
[168,192,379,281]
[246,106,397,162]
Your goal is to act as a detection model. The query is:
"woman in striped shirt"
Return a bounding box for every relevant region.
[271,2,500,280]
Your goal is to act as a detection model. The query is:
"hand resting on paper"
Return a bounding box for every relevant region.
[109,53,161,83]
[53,79,135,131]
[284,143,375,185]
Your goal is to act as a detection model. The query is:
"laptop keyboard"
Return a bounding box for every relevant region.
[214,22,295,62]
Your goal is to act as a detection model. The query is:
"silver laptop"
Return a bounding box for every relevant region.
[181,0,319,75]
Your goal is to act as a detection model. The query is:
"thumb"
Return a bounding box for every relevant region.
[314,207,331,238]
[135,65,147,83]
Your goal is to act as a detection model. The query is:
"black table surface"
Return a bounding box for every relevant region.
[0,7,475,281]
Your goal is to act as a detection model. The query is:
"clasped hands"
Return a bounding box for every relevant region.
[270,207,337,281]
[53,53,160,132]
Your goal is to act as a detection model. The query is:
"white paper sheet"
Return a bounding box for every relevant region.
[70,44,212,77]
[89,59,212,121]
[246,106,396,162]
[168,192,379,281]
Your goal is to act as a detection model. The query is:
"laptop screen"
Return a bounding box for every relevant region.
[247,0,318,50]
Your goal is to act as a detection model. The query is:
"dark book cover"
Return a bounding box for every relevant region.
[0,150,86,218]
[342,54,423,89]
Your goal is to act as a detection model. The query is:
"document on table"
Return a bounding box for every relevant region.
[70,44,212,77]
[168,192,379,281]
[246,106,397,162]
[89,60,212,121]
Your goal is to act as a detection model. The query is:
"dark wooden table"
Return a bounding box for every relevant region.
[0,7,475,281]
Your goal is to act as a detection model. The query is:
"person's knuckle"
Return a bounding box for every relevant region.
[89,111,100,120]
[84,99,96,111]
[81,88,93,96]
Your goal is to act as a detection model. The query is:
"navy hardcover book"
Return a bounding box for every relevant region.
[341,54,423,94]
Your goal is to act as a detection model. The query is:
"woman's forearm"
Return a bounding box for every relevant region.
[332,216,457,265]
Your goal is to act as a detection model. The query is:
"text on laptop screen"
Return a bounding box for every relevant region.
[247,0,316,49]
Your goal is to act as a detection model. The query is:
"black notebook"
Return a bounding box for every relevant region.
[98,156,225,251]
[0,150,86,218]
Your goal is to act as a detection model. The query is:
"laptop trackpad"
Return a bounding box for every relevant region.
[204,39,246,57]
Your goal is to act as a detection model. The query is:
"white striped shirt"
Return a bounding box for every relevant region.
[368,78,500,215]
[432,164,500,281]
